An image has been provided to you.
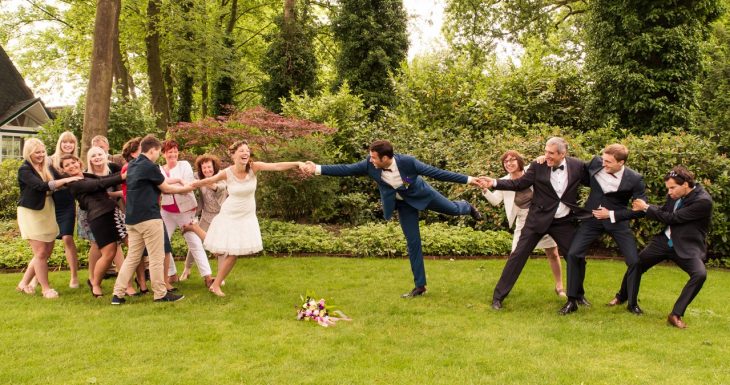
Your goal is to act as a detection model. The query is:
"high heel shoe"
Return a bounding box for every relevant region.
[555,286,567,298]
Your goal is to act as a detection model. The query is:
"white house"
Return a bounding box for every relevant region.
[0,45,53,161]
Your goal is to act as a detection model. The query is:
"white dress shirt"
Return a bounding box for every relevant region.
[550,160,570,218]
[594,165,625,223]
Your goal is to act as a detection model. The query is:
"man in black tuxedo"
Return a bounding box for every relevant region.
[624,166,713,329]
[559,144,647,315]
[483,137,588,310]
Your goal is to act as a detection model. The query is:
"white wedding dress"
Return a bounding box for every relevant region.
[203,167,263,255]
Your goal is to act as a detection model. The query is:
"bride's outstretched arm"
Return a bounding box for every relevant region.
[252,161,306,172]
[191,168,227,188]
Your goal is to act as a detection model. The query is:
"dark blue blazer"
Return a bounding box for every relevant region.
[321,154,469,220]
[17,160,52,210]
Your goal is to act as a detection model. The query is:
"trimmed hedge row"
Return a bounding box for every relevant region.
[0,219,512,270]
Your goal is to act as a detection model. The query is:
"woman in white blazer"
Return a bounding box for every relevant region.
[482,150,565,297]
[159,140,214,287]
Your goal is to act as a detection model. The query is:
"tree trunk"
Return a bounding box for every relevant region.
[175,0,195,122]
[284,0,296,26]
[213,0,237,116]
[111,0,131,101]
[82,0,119,161]
[145,0,170,131]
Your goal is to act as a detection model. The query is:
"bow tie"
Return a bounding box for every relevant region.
[552,165,564,172]
[382,168,392,172]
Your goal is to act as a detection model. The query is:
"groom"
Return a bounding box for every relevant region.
[303,140,485,298]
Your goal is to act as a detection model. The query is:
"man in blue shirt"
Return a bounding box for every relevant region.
[111,135,195,304]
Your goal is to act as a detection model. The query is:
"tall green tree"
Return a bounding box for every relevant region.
[261,0,318,112]
[443,0,587,64]
[694,5,730,153]
[586,0,723,134]
[332,0,408,112]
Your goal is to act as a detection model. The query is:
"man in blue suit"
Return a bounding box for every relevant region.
[303,140,485,298]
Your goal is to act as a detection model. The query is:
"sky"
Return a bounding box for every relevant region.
[5,0,454,106]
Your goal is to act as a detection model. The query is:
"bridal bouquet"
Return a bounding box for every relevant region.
[296,293,351,327]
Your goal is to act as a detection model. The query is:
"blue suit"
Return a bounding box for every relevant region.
[321,154,472,287]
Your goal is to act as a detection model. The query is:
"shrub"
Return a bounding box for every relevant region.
[0,159,22,219]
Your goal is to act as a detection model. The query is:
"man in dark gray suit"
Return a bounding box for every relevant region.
[483,137,589,310]
[559,144,647,315]
[627,166,713,328]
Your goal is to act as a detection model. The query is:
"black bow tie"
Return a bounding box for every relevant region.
[382,168,392,172]
[552,165,564,172]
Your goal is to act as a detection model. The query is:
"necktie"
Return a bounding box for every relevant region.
[552,165,564,172]
[667,198,684,248]
[608,172,618,178]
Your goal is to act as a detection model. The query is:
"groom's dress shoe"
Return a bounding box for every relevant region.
[401,286,426,298]
[576,297,592,307]
[558,300,579,315]
[491,299,502,310]
[469,204,483,221]
[626,304,643,315]
[667,313,687,329]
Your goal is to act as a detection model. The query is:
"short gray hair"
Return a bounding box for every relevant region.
[546,137,568,154]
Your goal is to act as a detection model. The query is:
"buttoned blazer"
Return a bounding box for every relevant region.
[160,160,198,212]
[647,185,713,260]
[321,154,469,220]
[584,156,647,223]
[17,160,52,210]
[494,157,588,233]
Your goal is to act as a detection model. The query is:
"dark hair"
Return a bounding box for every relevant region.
[122,137,141,162]
[195,153,222,178]
[602,143,629,162]
[369,140,394,159]
[500,150,525,173]
[229,140,253,173]
[161,139,179,153]
[59,153,80,171]
[140,135,161,153]
[664,166,695,188]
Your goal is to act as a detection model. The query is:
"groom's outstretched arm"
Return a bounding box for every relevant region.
[315,159,370,177]
[413,158,485,186]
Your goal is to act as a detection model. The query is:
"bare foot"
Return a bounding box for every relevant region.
[209,286,225,297]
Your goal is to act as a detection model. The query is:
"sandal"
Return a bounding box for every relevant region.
[555,286,567,298]
[179,268,191,281]
[42,288,59,299]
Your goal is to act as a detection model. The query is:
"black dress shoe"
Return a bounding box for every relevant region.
[401,286,426,298]
[576,297,592,307]
[558,300,579,315]
[469,204,483,221]
[491,299,502,310]
[626,304,643,315]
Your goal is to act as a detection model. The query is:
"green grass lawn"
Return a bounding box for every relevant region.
[1,257,728,385]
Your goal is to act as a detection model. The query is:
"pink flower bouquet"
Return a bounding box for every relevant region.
[296,293,350,327]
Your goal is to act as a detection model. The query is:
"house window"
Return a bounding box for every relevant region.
[1,135,24,160]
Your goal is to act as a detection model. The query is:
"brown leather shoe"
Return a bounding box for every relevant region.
[607,296,625,306]
[667,313,687,329]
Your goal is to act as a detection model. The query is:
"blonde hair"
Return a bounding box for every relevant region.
[23,138,54,182]
[51,131,79,172]
[86,146,111,176]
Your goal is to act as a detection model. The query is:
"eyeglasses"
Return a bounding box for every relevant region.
[503,158,518,164]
